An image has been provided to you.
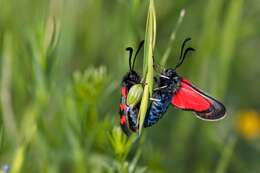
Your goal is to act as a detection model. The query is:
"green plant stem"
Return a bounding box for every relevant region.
[138,0,156,135]
[215,136,237,173]
[0,32,18,140]
[161,9,186,66]
[215,0,244,98]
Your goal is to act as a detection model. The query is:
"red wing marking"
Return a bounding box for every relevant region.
[171,78,226,120]
[120,115,127,125]
[172,79,211,112]
[120,103,127,112]
[121,87,128,98]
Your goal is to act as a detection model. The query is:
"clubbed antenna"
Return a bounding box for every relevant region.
[126,47,134,70]
[132,40,144,70]
[174,38,195,69]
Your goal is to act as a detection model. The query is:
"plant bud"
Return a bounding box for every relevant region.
[127,84,143,107]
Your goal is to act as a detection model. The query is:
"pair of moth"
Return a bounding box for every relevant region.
[119,38,226,136]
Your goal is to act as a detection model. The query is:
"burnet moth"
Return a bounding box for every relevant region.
[119,41,144,135]
[144,38,226,127]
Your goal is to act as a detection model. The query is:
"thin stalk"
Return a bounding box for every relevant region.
[138,0,156,135]
[161,9,186,66]
[215,0,244,98]
[215,136,237,173]
[9,145,25,173]
[0,32,18,140]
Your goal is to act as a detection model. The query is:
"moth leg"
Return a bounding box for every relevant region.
[150,97,160,102]
[160,74,170,79]
[153,85,167,91]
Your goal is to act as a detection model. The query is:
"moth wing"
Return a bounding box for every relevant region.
[171,78,226,120]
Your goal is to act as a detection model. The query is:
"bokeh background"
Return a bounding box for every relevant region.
[0,0,260,173]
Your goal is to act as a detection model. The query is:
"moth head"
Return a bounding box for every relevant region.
[123,70,141,87]
[164,68,177,79]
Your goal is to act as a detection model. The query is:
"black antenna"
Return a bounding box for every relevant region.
[178,38,191,63]
[175,47,195,69]
[132,40,144,70]
[126,47,133,70]
[174,38,194,69]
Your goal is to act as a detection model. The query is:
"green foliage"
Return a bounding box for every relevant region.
[0,0,259,173]
[138,0,156,135]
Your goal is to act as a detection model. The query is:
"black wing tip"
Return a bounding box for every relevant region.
[195,103,226,121]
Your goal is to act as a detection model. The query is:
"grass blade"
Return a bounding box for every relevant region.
[138,0,156,135]
[216,0,244,98]
[0,32,18,140]
[215,136,237,173]
[161,9,186,66]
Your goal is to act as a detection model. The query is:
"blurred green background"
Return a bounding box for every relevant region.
[0,0,260,173]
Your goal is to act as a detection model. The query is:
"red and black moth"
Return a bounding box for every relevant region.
[119,41,144,135]
[119,38,226,135]
[144,38,226,127]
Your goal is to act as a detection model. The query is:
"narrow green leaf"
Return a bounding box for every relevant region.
[161,9,186,66]
[216,0,244,98]
[10,146,25,173]
[138,85,149,135]
[215,136,237,173]
[138,0,156,135]
[0,32,18,140]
